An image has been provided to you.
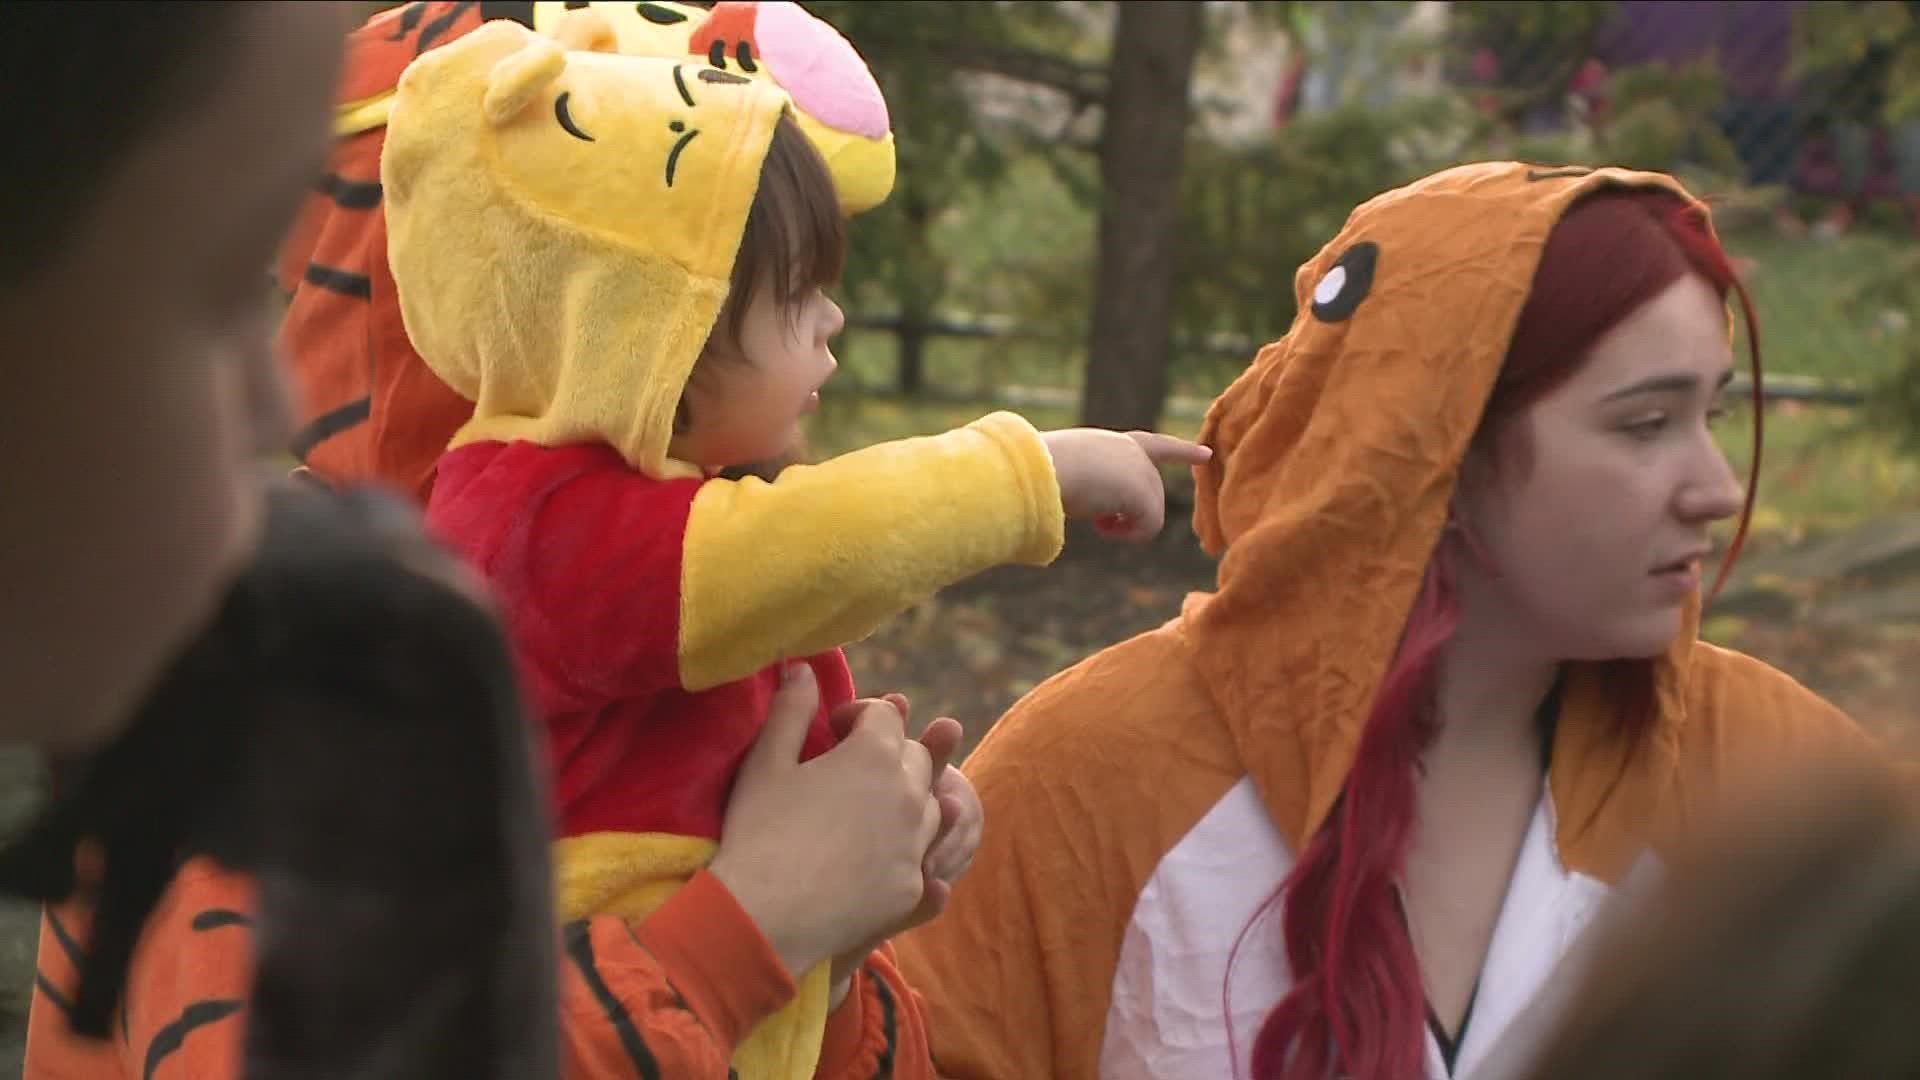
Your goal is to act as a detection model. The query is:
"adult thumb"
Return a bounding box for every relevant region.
[741,663,820,777]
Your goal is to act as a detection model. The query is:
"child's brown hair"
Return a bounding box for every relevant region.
[677,110,845,436]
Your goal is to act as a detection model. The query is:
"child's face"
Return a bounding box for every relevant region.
[0,3,349,749]
[674,277,843,470]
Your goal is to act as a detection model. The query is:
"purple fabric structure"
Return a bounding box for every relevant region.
[1593,1,1798,100]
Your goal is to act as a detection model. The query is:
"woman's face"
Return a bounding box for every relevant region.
[0,4,349,749]
[1456,273,1746,661]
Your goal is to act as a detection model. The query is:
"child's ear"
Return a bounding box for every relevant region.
[483,39,568,127]
[549,9,620,54]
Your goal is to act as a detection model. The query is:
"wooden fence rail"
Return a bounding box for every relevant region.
[845,314,1869,411]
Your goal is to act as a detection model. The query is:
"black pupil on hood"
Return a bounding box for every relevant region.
[638,3,688,24]
[1309,241,1379,323]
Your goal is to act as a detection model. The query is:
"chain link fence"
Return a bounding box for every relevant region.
[1371,1,1920,237]
[837,1,1919,414]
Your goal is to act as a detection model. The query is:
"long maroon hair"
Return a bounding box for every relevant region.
[1232,188,1766,1080]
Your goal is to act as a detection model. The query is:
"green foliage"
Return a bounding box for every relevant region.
[1585,62,1743,178]
[1169,95,1475,365]
[1450,0,1614,47]
[1794,1,1920,124]
[813,0,1914,444]
[1834,244,1920,451]
[805,1,1100,348]
[1448,0,1615,105]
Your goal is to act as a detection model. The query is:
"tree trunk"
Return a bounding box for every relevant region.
[895,190,937,396]
[896,324,927,395]
[1078,0,1204,433]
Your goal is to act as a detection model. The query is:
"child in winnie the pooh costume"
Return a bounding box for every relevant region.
[379,15,1208,1080]
[279,0,895,503]
[894,163,1886,1080]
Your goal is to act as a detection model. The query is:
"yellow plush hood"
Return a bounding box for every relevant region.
[382,21,791,478]
[1186,163,1715,860]
[530,2,898,217]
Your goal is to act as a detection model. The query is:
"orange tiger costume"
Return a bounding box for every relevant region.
[276,1,501,503]
[25,860,930,1079]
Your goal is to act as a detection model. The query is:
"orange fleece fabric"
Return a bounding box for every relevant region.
[894,162,1881,1078]
[23,859,931,1079]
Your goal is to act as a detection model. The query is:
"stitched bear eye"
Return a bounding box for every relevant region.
[1309,242,1378,323]
[554,91,594,142]
[637,3,688,25]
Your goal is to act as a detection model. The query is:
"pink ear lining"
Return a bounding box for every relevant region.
[752,2,890,139]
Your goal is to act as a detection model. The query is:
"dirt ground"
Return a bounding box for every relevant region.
[848,518,1920,757]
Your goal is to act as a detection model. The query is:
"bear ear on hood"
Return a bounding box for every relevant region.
[482,36,567,127]
[548,8,620,54]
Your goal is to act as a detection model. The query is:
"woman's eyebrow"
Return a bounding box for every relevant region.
[1599,368,1734,403]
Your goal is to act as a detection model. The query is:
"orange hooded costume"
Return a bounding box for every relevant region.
[893,163,1875,1079]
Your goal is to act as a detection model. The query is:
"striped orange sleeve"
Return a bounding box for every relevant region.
[562,873,942,1078]
[560,869,797,1079]
[23,859,255,1079]
[814,942,936,1080]
[21,862,907,1080]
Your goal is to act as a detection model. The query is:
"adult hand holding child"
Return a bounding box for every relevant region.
[707,665,944,990]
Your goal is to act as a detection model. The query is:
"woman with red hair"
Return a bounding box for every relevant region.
[894,162,1882,1080]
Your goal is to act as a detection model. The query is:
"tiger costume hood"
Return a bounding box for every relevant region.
[383,18,792,480]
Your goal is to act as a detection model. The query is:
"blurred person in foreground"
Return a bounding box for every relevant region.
[1482,754,1920,1079]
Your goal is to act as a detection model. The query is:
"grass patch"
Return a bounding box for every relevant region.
[808,392,1913,534]
[1722,404,1920,542]
[820,218,1915,540]
[1721,226,1913,387]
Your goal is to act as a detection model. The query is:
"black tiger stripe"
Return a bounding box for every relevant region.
[316,173,382,211]
[143,999,244,1080]
[637,3,690,26]
[616,920,721,1044]
[44,906,84,970]
[481,0,539,26]
[34,970,74,1019]
[386,2,429,40]
[385,1,429,40]
[869,973,898,1079]
[415,0,479,54]
[303,262,373,300]
[190,908,254,932]
[563,921,661,1080]
[289,396,373,463]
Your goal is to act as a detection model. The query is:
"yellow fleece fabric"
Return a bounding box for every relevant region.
[382,22,1065,1078]
[679,410,1065,690]
[531,1,896,215]
[531,0,710,58]
[346,3,897,217]
[333,3,709,136]
[383,21,788,480]
[546,830,837,1075]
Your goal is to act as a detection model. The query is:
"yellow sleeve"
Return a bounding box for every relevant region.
[677,411,1063,691]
